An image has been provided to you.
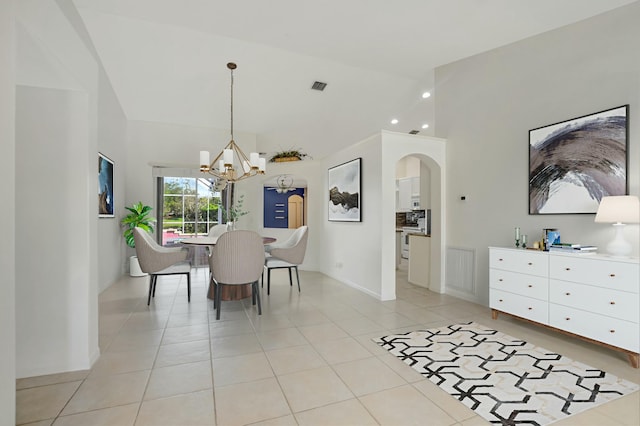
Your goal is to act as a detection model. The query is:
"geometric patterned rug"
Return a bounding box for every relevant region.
[374,322,639,426]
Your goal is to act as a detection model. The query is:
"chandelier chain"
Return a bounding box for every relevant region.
[230,66,234,140]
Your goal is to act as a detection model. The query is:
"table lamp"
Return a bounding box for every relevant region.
[594,195,640,257]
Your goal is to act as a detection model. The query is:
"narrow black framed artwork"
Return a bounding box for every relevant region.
[98,152,115,218]
[529,105,628,215]
[328,158,361,222]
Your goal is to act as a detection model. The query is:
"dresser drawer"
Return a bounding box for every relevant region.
[490,269,548,301]
[549,304,640,352]
[490,248,548,277]
[549,256,639,293]
[549,280,640,323]
[490,289,548,324]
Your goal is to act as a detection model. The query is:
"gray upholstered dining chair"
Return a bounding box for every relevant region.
[133,227,192,305]
[209,230,265,320]
[207,224,228,238]
[263,225,308,295]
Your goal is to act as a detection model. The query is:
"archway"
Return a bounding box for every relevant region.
[380,131,446,301]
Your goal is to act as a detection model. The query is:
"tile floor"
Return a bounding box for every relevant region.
[16,262,640,425]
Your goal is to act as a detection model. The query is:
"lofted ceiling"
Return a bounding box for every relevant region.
[72,0,637,160]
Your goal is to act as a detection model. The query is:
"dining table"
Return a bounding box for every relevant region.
[181,235,276,301]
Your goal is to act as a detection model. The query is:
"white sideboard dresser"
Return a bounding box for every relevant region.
[489,247,640,368]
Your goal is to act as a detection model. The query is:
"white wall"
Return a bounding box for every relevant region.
[319,134,383,298]
[97,71,128,289]
[319,131,446,301]
[435,2,640,306]
[0,0,16,423]
[13,0,126,377]
[16,86,97,376]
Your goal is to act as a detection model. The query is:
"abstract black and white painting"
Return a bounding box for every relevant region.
[529,105,628,214]
[328,158,361,222]
[98,152,114,217]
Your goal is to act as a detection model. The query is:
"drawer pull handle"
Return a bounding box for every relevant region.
[498,258,503,261]
[565,317,571,321]
[499,279,503,282]
[565,267,571,271]
[527,284,533,288]
[610,330,616,333]
[609,274,616,278]
[528,262,533,266]
[499,299,503,302]
[528,307,532,310]
[565,292,571,296]
[610,301,616,305]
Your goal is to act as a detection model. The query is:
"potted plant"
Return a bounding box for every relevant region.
[269,148,309,163]
[121,201,156,276]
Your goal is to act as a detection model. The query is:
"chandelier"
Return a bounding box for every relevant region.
[199,62,266,183]
[274,175,295,193]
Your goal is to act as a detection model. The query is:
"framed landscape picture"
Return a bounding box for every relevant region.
[98,152,115,218]
[529,105,628,215]
[328,158,361,222]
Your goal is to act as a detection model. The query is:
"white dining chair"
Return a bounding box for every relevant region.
[133,227,191,305]
[209,230,265,320]
[263,226,308,295]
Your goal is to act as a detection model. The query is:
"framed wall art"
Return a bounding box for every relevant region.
[98,152,115,218]
[529,105,628,215]
[328,158,361,222]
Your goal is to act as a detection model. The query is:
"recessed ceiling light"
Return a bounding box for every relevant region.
[422,92,431,99]
[391,119,399,124]
[421,123,429,129]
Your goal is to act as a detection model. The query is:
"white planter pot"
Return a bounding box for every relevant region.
[129,255,147,277]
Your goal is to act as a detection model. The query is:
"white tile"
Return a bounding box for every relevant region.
[277,366,354,412]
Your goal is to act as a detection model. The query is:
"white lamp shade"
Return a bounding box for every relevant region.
[259,157,266,172]
[242,160,250,173]
[218,160,225,172]
[199,151,210,167]
[594,195,640,223]
[250,152,259,166]
[223,149,233,166]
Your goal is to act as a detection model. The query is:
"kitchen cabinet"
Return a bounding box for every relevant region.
[408,234,430,287]
[489,247,639,368]
[397,177,420,212]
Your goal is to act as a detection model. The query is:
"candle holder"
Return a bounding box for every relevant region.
[515,238,520,248]
[522,235,527,249]
[515,227,521,248]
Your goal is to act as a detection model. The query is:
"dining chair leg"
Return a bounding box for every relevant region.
[267,268,272,295]
[152,275,158,297]
[215,283,222,320]
[252,284,256,306]
[147,275,154,305]
[211,281,217,310]
[186,272,191,302]
[288,268,293,287]
[254,281,262,315]
[294,266,301,292]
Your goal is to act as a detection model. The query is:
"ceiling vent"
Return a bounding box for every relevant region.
[408,130,420,135]
[311,81,327,91]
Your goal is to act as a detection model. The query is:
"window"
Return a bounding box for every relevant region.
[160,177,221,246]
